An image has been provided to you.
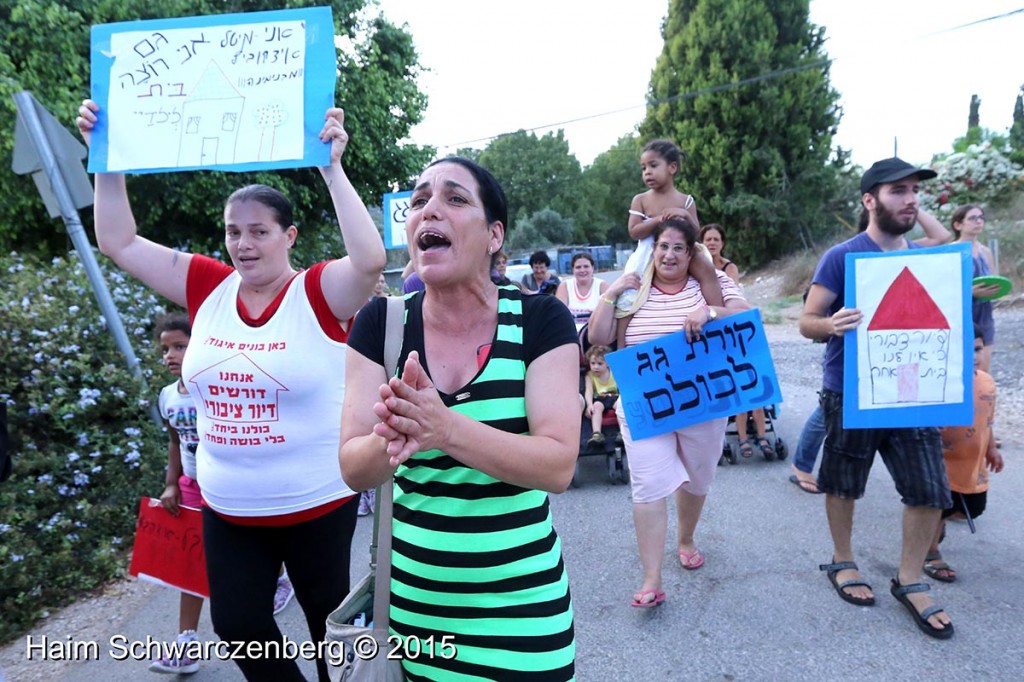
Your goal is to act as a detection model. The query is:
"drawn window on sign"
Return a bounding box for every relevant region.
[865,266,950,405]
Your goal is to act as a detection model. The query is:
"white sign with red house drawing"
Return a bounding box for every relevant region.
[845,243,973,428]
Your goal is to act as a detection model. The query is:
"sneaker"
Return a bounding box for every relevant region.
[273,575,295,615]
[149,631,199,675]
[357,489,375,517]
[587,432,605,446]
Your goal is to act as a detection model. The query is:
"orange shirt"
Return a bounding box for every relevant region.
[940,370,996,494]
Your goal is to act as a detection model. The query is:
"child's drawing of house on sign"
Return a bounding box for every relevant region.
[866,266,950,405]
[177,62,244,167]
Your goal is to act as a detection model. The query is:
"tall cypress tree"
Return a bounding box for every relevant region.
[640,0,842,265]
[1010,87,1024,165]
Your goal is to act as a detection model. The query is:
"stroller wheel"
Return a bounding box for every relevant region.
[610,450,626,483]
[726,446,738,465]
[571,459,581,488]
[606,454,618,483]
[775,437,788,461]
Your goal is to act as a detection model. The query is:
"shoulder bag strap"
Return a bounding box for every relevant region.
[372,296,404,634]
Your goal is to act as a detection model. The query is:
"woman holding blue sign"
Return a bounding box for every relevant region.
[77,99,385,681]
[588,215,749,608]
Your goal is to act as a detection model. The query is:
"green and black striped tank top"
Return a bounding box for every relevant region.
[390,286,575,681]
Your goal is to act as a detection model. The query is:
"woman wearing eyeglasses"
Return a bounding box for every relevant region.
[952,205,999,372]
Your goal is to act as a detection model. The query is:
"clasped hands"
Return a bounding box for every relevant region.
[372,351,452,468]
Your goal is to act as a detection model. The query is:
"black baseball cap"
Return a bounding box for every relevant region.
[860,157,937,193]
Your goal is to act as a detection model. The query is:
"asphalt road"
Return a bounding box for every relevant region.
[5,319,1022,681]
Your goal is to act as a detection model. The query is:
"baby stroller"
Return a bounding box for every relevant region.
[574,402,629,486]
[720,404,787,465]
[572,322,629,486]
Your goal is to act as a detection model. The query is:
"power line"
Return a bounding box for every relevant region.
[436,8,1024,151]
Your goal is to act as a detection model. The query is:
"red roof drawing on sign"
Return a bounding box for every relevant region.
[867,266,949,331]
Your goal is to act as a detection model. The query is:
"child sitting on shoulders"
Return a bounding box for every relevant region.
[617,139,723,315]
[584,345,619,446]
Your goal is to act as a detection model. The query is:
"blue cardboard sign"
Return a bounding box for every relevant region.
[605,308,783,440]
[383,190,413,249]
[843,242,973,428]
[89,7,335,174]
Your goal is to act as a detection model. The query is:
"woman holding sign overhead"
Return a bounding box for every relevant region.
[588,215,749,608]
[77,99,385,681]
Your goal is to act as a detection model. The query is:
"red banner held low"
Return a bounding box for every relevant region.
[128,497,209,598]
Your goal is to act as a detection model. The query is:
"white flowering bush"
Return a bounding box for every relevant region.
[0,250,169,642]
[919,142,1024,216]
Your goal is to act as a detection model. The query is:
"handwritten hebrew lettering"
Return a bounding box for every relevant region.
[707,368,737,399]
[392,200,410,225]
[726,355,758,390]
[604,308,783,439]
[684,335,709,361]
[99,12,316,172]
[665,374,701,411]
[636,351,652,376]
[642,388,677,420]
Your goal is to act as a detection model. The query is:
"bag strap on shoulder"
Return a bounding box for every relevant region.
[371,296,404,634]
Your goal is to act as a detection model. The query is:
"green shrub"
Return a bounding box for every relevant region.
[0,250,169,643]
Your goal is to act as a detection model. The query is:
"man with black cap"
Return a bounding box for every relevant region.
[799,157,955,640]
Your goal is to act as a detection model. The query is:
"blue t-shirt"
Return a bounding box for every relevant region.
[813,232,923,392]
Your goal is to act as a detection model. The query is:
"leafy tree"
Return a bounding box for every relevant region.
[477,129,584,237]
[505,216,549,252]
[581,134,642,245]
[0,0,433,260]
[640,0,842,267]
[454,146,483,163]
[528,208,573,245]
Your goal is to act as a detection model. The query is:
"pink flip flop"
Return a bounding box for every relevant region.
[630,589,666,608]
[678,548,704,570]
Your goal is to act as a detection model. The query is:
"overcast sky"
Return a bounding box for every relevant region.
[375,0,1024,169]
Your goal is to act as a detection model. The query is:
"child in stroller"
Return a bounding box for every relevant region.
[574,344,629,485]
[583,344,618,447]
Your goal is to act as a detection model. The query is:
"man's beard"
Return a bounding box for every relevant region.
[875,200,917,236]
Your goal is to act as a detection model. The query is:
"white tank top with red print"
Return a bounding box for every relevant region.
[181,270,352,516]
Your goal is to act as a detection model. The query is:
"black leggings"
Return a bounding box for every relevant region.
[202,500,358,681]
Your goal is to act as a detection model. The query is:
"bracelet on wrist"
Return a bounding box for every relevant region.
[601,296,616,305]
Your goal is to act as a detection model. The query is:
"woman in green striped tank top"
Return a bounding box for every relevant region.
[342,157,580,680]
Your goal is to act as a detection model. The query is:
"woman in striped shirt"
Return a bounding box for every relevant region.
[588,216,749,608]
[341,157,579,680]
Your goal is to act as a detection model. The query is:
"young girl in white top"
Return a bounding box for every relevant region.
[618,139,722,314]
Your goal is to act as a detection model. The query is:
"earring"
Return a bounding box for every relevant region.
[487,248,493,255]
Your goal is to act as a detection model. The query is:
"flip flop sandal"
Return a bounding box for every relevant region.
[890,578,954,639]
[923,558,957,583]
[630,589,666,608]
[788,474,823,494]
[738,439,754,458]
[819,560,875,606]
[678,548,704,570]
